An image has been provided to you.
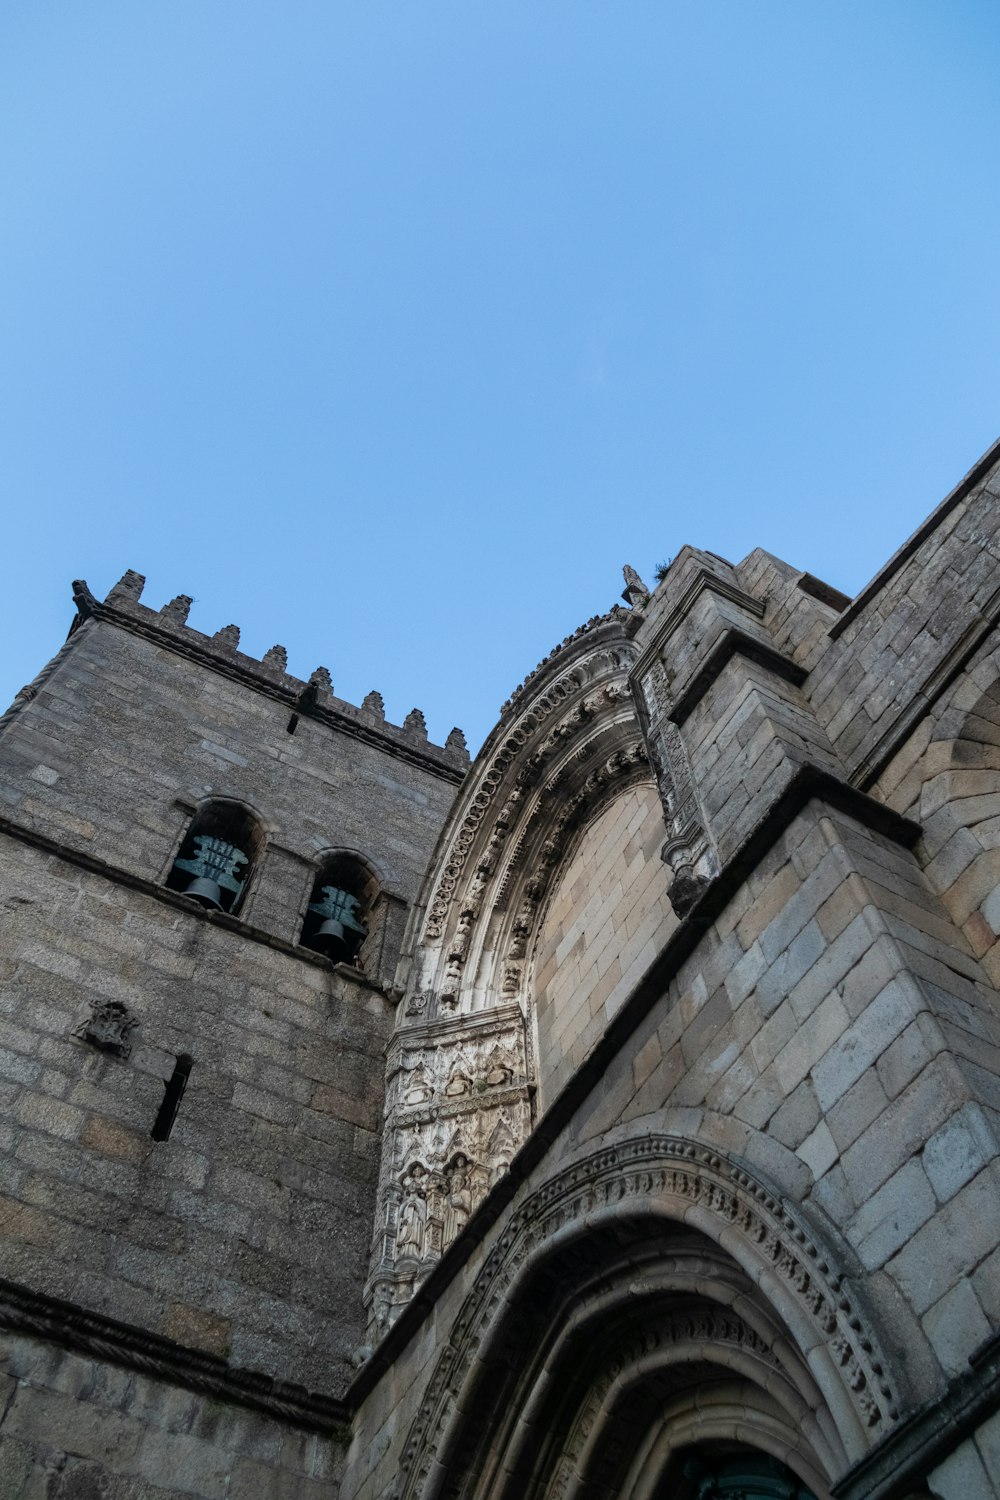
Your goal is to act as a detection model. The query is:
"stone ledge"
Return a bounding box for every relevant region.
[668,626,809,728]
[831,1329,1000,1500]
[631,566,767,681]
[0,1276,351,1437]
[0,814,388,996]
[797,572,852,612]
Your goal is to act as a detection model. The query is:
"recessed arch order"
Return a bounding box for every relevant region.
[394,1136,899,1500]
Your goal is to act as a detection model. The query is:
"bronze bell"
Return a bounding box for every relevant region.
[183,874,225,909]
[306,885,367,961]
[172,835,249,913]
[313,914,350,960]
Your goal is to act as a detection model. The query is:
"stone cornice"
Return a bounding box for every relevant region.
[667,627,809,729]
[69,590,466,785]
[631,568,766,680]
[0,814,388,995]
[0,1277,351,1437]
[797,572,852,612]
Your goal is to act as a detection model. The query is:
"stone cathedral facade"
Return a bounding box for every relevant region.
[2,440,1000,1500]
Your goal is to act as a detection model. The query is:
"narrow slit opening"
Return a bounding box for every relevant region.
[151,1053,193,1142]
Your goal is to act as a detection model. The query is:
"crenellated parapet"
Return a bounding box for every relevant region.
[67,571,470,780]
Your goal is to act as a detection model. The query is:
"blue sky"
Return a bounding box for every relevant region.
[2,2,999,753]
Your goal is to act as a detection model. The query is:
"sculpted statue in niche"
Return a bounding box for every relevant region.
[486,1113,518,1184]
[397,1164,428,1258]
[439,962,461,1009]
[445,1060,473,1098]
[449,910,474,962]
[465,862,491,917]
[484,1047,514,1088]
[509,879,542,960]
[443,1155,473,1246]
[401,1064,434,1107]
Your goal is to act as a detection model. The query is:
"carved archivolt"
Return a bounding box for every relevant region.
[393,1137,898,1500]
[541,1310,807,1500]
[375,621,663,1329]
[404,623,650,1020]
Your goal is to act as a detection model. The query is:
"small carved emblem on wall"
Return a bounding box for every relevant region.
[76,999,139,1059]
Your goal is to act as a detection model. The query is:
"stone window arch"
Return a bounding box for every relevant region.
[166,799,264,916]
[300,850,380,966]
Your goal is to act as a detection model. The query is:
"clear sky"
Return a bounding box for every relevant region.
[2,2,999,754]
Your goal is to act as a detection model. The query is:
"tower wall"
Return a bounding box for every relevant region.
[0,575,465,1495]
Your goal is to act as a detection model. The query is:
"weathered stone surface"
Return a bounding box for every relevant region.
[4,440,1000,1497]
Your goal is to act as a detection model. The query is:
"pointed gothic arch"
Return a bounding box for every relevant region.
[393,1137,899,1500]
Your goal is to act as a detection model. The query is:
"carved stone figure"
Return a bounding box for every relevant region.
[501,964,521,995]
[444,1062,472,1098]
[401,1065,433,1107]
[396,1166,428,1258]
[443,1156,473,1246]
[621,564,650,608]
[448,911,473,962]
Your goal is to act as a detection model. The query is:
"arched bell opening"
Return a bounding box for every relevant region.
[300,850,379,966]
[166,799,263,915]
[432,1216,843,1500]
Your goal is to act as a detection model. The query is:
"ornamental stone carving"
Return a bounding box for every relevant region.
[638,658,719,915]
[379,625,665,1330]
[75,999,139,1059]
[392,1137,899,1500]
[366,1004,532,1336]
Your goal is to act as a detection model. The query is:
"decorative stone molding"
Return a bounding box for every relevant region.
[544,1306,786,1500]
[366,1005,531,1337]
[637,658,719,916]
[394,1137,898,1500]
[412,636,645,1007]
[0,1277,349,1436]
